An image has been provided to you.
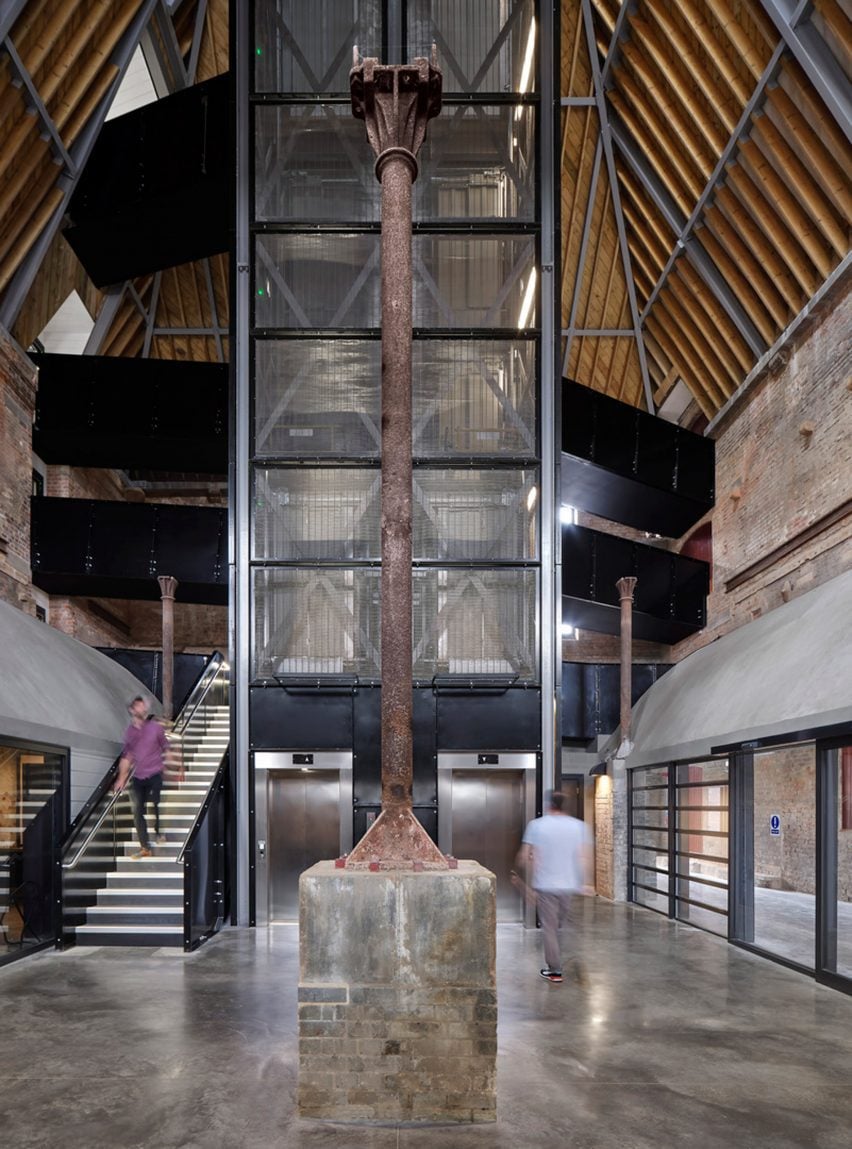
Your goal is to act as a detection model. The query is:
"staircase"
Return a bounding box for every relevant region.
[71,704,229,947]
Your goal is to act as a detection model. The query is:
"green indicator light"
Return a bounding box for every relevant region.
[257,288,264,297]
[256,47,262,56]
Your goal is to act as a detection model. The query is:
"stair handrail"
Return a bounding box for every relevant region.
[61,781,132,870]
[177,748,229,865]
[171,651,226,738]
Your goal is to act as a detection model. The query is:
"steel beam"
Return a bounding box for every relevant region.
[0,1,27,43]
[187,0,208,84]
[760,0,852,144]
[638,41,784,357]
[563,328,634,336]
[0,0,160,331]
[84,288,127,355]
[581,0,654,412]
[1,36,75,173]
[202,259,224,363]
[601,0,636,85]
[561,136,603,376]
[142,272,162,357]
[141,0,189,97]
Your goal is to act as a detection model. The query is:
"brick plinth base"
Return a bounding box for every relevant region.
[298,861,496,1123]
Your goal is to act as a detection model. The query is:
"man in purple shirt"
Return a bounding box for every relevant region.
[115,696,170,859]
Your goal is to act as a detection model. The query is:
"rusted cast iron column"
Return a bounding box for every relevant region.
[157,575,179,720]
[616,576,637,746]
[346,50,446,868]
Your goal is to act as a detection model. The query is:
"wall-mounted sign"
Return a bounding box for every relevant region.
[770,814,781,837]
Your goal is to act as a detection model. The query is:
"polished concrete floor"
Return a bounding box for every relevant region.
[1,899,851,1149]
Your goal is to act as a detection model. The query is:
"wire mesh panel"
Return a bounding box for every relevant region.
[407,0,536,95]
[254,468,381,560]
[413,236,536,327]
[412,567,537,680]
[253,0,382,94]
[412,339,536,458]
[253,567,381,679]
[255,105,380,223]
[414,105,536,221]
[255,234,381,328]
[412,468,538,561]
[254,340,381,458]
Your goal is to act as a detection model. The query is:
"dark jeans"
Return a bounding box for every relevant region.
[130,773,163,849]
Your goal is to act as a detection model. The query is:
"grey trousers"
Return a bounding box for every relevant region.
[536,890,575,972]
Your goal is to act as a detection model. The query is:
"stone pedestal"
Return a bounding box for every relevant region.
[298,861,496,1124]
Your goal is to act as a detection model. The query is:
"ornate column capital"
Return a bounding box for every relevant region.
[349,48,442,181]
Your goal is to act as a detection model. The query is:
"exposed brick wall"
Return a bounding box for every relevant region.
[754,746,816,894]
[565,629,669,664]
[673,276,851,660]
[49,597,227,653]
[753,745,851,903]
[0,328,37,614]
[42,462,228,651]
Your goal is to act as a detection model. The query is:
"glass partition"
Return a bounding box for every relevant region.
[836,746,852,979]
[630,766,670,914]
[750,743,815,967]
[674,760,729,936]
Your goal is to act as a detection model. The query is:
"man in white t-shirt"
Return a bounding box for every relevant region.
[515,790,594,984]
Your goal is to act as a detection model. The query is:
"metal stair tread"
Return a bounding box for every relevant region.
[75,924,183,934]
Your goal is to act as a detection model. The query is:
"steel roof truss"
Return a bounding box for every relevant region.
[581,0,654,412]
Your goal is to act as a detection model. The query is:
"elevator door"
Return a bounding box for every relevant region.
[451,770,524,921]
[268,770,340,921]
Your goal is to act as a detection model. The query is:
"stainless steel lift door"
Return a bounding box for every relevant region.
[451,769,524,922]
[268,770,340,922]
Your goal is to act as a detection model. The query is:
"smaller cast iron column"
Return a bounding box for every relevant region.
[157,575,179,720]
[616,576,637,745]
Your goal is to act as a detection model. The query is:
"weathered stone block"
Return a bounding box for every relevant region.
[298,860,496,1123]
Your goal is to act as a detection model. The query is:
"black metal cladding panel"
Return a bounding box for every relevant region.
[96,649,208,713]
[561,525,708,628]
[31,353,228,471]
[63,75,230,284]
[562,380,714,498]
[353,688,437,807]
[561,379,715,525]
[249,686,353,749]
[69,76,230,219]
[30,497,227,598]
[561,662,672,740]
[437,688,541,751]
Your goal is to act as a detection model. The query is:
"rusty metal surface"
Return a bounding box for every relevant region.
[157,574,178,720]
[345,806,449,869]
[616,576,637,742]
[346,52,443,867]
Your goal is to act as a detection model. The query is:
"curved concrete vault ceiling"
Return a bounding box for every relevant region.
[0,1,849,424]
